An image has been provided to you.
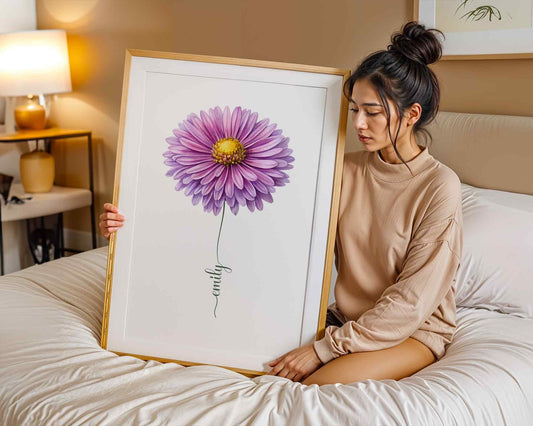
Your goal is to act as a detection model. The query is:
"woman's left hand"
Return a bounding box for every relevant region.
[266,343,323,382]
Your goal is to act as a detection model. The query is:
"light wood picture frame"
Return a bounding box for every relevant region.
[100,49,350,378]
[414,0,533,60]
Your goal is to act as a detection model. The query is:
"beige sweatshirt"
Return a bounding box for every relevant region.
[313,145,463,364]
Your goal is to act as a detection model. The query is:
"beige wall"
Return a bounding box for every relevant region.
[36,0,533,235]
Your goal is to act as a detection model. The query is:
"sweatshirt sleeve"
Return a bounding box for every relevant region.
[313,187,463,364]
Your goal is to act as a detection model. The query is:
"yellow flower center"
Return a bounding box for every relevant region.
[212,137,246,166]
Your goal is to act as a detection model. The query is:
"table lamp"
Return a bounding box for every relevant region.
[0,29,72,193]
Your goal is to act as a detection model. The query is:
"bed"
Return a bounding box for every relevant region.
[1,111,532,425]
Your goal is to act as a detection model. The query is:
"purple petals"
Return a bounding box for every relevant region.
[191,167,215,180]
[260,191,274,204]
[199,110,220,141]
[202,179,217,195]
[187,161,216,174]
[263,169,289,179]
[226,196,236,207]
[165,136,179,145]
[243,179,256,198]
[225,176,234,198]
[244,158,278,169]
[251,179,270,194]
[202,191,213,208]
[192,192,202,205]
[234,189,246,206]
[273,159,289,168]
[175,155,211,166]
[164,159,178,167]
[230,202,240,215]
[222,106,232,138]
[165,167,180,177]
[215,167,229,192]
[235,108,250,139]
[180,137,211,153]
[246,200,256,212]
[234,164,257,182]
[174,180,186,191]
[184,181,199,196]
[164,106,294,216]
[231,166,244,190]
[250,168,275,186]
[246,137,284,153]
[182,174,194,185]
[240,118,270,145]
[230,106,242,136]
[274,178,290,186]
[200,164,224,185]
[248,147,284,158]
[244,123,278,148]
[236,111,258,141]
[181,119,213,147]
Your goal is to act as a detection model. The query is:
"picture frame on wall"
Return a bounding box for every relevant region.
[414,0,533,59]
[100,49,350,377]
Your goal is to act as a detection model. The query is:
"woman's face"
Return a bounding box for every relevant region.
[350,78,412,152]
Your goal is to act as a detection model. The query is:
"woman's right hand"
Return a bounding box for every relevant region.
[99,203,125,240]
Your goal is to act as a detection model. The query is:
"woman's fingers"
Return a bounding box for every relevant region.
[268,359,288,376]
[99,204,125,240]
[267,344,322,382]
[100,211,125,221]
[268,357,281,367]
[104,219,123,228]
[278,366,292,379]
[103,202,119,213]
[105,213,125,221]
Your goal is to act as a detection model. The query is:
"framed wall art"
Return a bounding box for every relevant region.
[101,49,350,377]
[415,0,533,59]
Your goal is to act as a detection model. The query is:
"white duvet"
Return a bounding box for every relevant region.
[1,247,532,425]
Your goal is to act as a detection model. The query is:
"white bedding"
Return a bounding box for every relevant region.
[1,247,532,425]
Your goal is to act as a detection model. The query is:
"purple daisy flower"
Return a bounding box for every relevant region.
[163,106,294,215]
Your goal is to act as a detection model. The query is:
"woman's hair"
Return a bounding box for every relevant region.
[344,21,444,173]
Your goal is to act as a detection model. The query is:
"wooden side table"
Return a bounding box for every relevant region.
[0,128,97,275]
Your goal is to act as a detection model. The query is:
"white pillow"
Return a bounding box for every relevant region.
[456,183,533,317]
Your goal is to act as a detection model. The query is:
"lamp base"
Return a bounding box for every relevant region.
[20,151,55,193]
[15,96,46,130]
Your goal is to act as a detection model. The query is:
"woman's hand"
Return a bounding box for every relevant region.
[99,203,125,240]
[266,343,323,382]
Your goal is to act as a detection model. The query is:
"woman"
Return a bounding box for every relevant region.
[100,21,463,386]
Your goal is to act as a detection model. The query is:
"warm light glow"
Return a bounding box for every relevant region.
[42,0,98,24]
[0,30,72,97]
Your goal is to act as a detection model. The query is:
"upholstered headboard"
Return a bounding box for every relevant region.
[426,111,533,196]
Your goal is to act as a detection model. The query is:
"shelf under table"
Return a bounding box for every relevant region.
[1,183,92,222]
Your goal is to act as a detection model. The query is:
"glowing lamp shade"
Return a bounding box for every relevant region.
[0,29,72,97]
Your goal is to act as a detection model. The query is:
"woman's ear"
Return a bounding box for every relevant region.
[406,103,422,126]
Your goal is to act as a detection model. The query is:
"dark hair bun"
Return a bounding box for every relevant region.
[387,21,444,66]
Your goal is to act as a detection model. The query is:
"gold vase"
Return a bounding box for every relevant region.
[14,96,46,130]
[20,151,55,193]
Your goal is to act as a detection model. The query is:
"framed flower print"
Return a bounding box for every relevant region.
[101,49,350,377]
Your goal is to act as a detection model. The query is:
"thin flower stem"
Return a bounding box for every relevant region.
[216,202,226,265]
[212,201,226,318]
